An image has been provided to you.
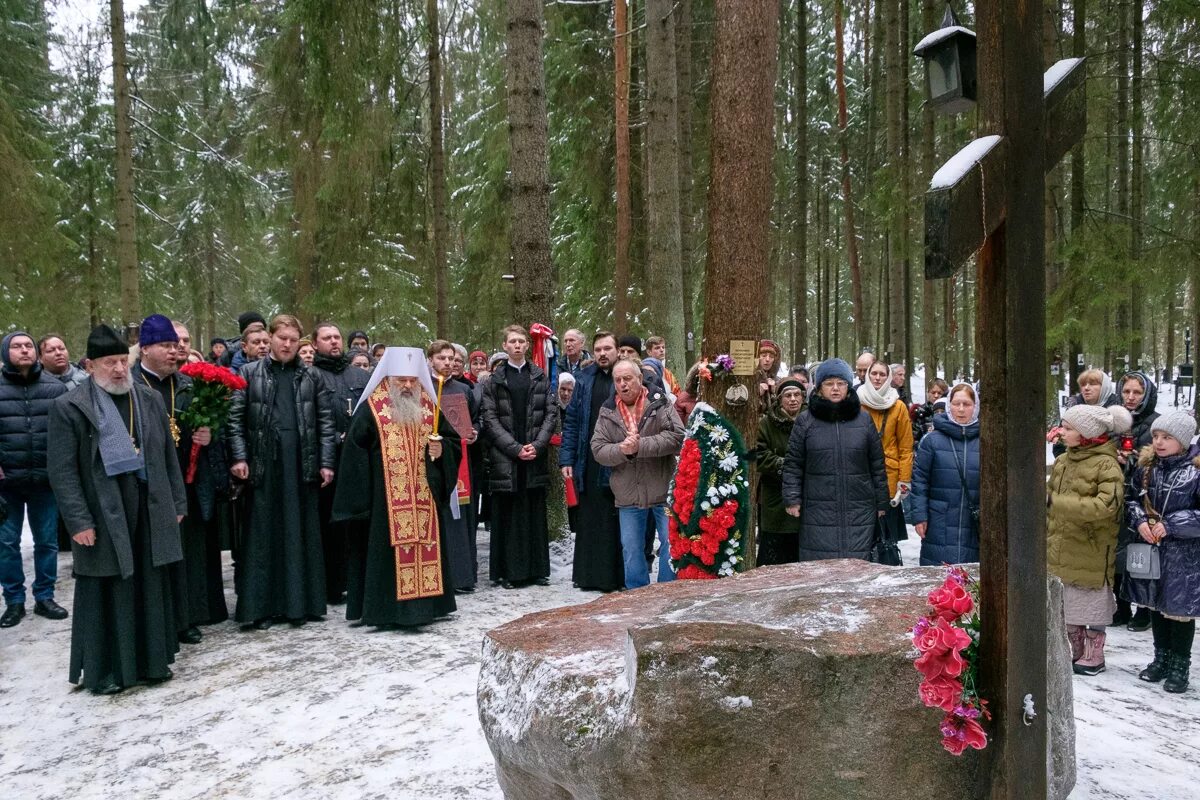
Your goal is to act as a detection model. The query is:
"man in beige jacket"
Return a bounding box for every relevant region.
[590,359,685,589]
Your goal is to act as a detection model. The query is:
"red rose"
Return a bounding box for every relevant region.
[928,578,974,622]
[918,675,964,712]
[913,618,971,680]
[941,715,987,755]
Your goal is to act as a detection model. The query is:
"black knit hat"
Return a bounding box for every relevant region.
[237,311,265,333]
[210,336,225,347]
[775,377,805,396]
[617,335,642,354]
[87,324,130,360]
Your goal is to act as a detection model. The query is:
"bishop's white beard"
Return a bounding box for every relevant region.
[387,386,425,425]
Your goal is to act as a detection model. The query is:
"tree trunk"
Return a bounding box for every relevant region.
[645,0,685,372]
[614,0,632,332]
[506,0,555,327]
[884,0,902,363]
[820,154,831,358]
[292,123,321,327]
[792,0,809,367]
[111,0,140,327]
[429,0,450,337]
[1067,0,1086,390]
[944,272,958,380]
[835,0,867,349]
[900,0,913,375]
[676,0,696,366]
[1129,0,1144,369]
[961,262,971,379]
[920,0,938,381]
[1115,0,1130,370]
[702,0,780,568]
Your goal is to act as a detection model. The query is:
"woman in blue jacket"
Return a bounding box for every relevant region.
[909,383,981,566]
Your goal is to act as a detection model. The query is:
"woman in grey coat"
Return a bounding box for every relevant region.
[782,358,889,561]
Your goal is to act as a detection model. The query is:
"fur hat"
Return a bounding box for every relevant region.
[1151,410,1197,448]
[617,335,642,354]
[812,358,855,390]
[138,314,178,348]
[86,324,129,361]
[1062,404,1113,440]
[237,311,265,333]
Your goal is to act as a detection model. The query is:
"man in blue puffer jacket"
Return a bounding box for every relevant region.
[0,330,68,627]
[909,383,981,566]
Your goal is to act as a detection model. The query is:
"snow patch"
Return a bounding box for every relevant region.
[1044,57,1083,95]
[720,696,753,711]
[914,25,975,54]
[930,135,1003,190]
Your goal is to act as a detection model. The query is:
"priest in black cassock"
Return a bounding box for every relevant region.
[134,315,228,644]
[332,347,459,628]
[49,325,189,694]
[558,333,624,591]
[227,315,335,630]
[427,339,479,592]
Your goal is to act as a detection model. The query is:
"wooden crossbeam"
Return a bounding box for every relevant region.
[922,58,1085,281]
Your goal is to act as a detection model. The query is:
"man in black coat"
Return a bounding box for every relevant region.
[310,322,369,604]
[49,325,188,693]
[480,325,558,588]
[0,330,68,628]
[228,315,336,629]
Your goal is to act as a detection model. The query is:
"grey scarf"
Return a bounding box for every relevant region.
[93,385,145,478]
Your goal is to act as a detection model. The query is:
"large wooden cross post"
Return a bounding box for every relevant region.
[922,2,1085,798]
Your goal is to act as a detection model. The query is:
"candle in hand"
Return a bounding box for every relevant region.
[432,375,445,435]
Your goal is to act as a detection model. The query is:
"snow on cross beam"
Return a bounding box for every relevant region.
[922,58,1085,280]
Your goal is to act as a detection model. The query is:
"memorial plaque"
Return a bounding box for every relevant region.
[729,340,757,376]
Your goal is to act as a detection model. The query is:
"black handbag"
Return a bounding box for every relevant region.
[869,515,903,566]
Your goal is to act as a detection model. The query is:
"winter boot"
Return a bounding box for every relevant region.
[1128,607,1152,632]
[1066,625,1086,663]
[1073,628,1107,676]
[1164,653,1191,694]
[1138,649,1169,683]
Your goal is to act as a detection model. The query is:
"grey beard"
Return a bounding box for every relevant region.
[94,374,131,395]
[387,387,424,425]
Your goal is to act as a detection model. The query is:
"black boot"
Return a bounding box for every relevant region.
[34,599,69,620]
[0,603,25,628]
[1164,653,1191,694]
[1139,649,1169,683]
[1128,606,1152,632]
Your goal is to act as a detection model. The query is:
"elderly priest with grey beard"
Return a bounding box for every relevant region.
[48,324,188,695]
[332,347,461,629]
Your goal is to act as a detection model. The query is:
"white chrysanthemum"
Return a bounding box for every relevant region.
[700,501,711,511]
[709,426,730,443]
[718,454,739,473]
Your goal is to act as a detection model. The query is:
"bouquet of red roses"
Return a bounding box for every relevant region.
[178,362,247,484]
[910,567,990,755]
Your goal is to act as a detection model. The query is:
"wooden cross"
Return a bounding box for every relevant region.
[920,3,1086,798]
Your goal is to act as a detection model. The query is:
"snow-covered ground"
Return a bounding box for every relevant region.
[0,529,1196,799]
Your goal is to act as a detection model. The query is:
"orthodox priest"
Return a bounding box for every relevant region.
[332,347,459,628]
[49,325,188,694]
[427,339,479,592]
[135,315,228,644]
[228,315,335,630]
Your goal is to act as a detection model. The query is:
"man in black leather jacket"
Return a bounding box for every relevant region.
[227,315,336,629]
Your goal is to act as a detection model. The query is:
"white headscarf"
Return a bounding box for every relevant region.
[857,378,899,411]
[355,346,439,411]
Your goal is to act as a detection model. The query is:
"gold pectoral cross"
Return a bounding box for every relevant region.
[169,416,181,446]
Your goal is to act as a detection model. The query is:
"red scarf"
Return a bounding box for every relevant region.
[618,387,648,433]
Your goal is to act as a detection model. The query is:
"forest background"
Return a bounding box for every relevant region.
[1,0,1197,405]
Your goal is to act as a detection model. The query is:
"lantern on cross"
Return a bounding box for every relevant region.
[913,3,977,115]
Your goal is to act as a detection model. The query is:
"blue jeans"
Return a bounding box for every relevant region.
[0,486,60,604]
[618,505,675,589]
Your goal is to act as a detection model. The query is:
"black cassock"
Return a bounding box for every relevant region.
[333,400,459,627]
[234,364,326,623]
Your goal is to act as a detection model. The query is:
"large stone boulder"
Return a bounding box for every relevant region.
[478,560,1075,800]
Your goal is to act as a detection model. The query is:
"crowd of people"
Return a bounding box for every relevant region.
[0,314,1195,698]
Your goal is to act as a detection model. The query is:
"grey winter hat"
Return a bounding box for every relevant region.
[1151,410,1197,448]
[1062,404,1112,440]
[1108,406,1133,436]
